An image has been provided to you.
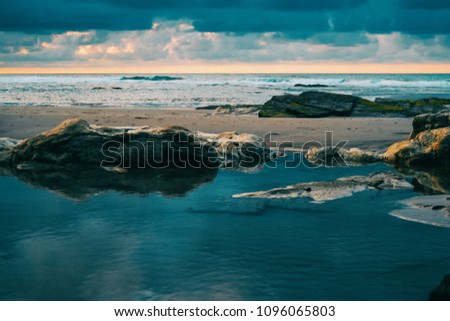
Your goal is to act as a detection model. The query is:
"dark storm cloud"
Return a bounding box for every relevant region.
[399,0,450,10]
[254,0,367,11]
[1,0,450,67]
[0,0,448,36]
[0,0,153,32]
[105,0,366,11]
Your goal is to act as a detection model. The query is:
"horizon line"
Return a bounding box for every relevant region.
[1,63,450,74]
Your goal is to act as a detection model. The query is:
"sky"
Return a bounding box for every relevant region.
[1,0,450,73]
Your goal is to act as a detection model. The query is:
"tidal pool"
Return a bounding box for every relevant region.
[0,156,449,300]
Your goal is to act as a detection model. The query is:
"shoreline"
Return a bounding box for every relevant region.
[0,106,413,152]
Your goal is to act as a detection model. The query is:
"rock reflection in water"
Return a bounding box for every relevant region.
[0,166,218,200]
[393,165,450,195]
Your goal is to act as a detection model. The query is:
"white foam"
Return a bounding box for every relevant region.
[1,74,449,109]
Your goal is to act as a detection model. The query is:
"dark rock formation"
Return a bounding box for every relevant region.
[410,110,450,139]
[258,92,450,118]
[259,92,356,118]
[0,118,270,170]
[198,93,450,118]
[0,119,272,199]
[121,75,183,81]
[429,274,450,300]
[294,84,330,88]
[375,97,450,117]
[233,171,412,202]
[384,111,450,166]
[8,118,217,170]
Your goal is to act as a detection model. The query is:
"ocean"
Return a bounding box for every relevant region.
[1,73,450,108]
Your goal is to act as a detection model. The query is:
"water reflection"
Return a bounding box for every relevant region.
[1,158,450,300]
[1,161,449,202]
[0,166,218,200]
[393,165,450,194]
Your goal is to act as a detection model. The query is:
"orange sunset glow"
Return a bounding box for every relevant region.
[2,63,450,74]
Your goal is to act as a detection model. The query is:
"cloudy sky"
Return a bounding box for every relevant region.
[1,0,450,73]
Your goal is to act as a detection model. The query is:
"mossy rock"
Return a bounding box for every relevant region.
[258,109,296,118]
[259,92,450,118]
[355,99,412,116]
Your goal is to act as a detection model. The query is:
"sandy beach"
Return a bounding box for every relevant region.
[0,106,413,152]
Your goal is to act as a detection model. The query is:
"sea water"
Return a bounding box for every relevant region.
[0,157,449,300]
[0,74,450,108]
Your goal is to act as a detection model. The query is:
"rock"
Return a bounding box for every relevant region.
[390,194,450,228]
[213,106,259,115]
[5,118,269,170]
[429,274,450,300]
[259,92,450,118]
[259,92,357,118]
[384,111,450,166]
[0,119,272,199]
[352,98,411,116]
[375,97,450,116]
[294,84,330,88]
[233,171,412,202]
[0,137,21,164]
[410,110,450,139]
[0,137,21,150]
[196,104,262,115]
[196,105,220,110]
[212,131,268,167]
[306,146,382,166]
[121,75,183,81]
[149,75,183,81]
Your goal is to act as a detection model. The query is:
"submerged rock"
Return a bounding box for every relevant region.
[390,194,450,228]
[429,274,450,301]
[121,75,183,81]
[233,171,412,202]
[384,111,450,166]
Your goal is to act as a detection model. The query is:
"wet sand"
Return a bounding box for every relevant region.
[0,106,413,152]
